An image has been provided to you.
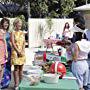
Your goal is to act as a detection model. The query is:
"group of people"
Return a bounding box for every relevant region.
[0,17,26,90]
[0,16,90,90]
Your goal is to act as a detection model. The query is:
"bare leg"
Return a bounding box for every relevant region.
[19,65,23,83]
[13,65,19,87]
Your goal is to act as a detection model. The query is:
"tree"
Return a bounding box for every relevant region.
[29,0,48,18]
[61,0,77,18]
[0,0,61,18]
[29,0,77,18]
[47,0,61,18]
[0,0,27,17]
[0,0,88,18]
[75,0,87,7]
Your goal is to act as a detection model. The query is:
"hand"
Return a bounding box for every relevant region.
[17,50,25,57]
[6,51,8,59]
[20,51,25,56]
[17,50,21,57]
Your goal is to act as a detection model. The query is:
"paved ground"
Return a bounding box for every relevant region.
[2,86,13,90]
[2,72,14,90]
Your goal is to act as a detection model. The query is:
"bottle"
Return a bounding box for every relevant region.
[58,48,62,56]
[43,51,46,62]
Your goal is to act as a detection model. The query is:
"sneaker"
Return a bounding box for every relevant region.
[14,86,19,90]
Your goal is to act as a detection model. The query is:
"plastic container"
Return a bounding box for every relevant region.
[43,74,59,84]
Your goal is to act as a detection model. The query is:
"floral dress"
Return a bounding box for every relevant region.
[1,32,11,89]
[11,31,26,65]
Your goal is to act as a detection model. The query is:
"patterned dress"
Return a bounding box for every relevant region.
[11,30,26,65]
[0,30,7,65]
[1,32,11,89]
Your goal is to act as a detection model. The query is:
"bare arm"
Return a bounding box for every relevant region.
[72,43,79,61]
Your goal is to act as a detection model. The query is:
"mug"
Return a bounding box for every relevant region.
[58,48,62,56]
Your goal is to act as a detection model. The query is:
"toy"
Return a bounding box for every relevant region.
[42,62,52,73]
[50,62,66,78]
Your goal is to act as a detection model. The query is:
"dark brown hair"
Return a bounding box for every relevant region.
[64,22,70,30]
[0,17,10,30]
[76,23,85,30]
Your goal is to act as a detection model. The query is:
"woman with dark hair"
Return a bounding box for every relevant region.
[0,18,11,89]
[71,16,86,43]
[62,22,72,39]
[66,23,90,90]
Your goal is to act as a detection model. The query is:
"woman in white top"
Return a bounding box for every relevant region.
[66,23,90,90]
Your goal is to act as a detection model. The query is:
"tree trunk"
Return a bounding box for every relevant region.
[27,2,31,18]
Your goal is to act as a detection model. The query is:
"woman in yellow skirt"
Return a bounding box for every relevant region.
[10,18,26,90]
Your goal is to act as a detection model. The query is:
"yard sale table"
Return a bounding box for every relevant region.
[19,72,79,90]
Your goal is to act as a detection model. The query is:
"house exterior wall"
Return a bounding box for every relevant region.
[28,19,73,48]
[84,11,90,29]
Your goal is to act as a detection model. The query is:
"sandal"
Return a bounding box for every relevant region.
[14,86,19,90]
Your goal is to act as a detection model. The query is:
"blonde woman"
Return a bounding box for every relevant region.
[10,18,26,90]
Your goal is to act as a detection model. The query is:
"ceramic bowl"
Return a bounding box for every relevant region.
[43,74,59,84]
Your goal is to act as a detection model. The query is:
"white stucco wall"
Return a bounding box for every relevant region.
[28,18,73,48]
[84,13,90,29]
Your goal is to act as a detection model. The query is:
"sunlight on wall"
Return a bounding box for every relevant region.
[28,18,73,48]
